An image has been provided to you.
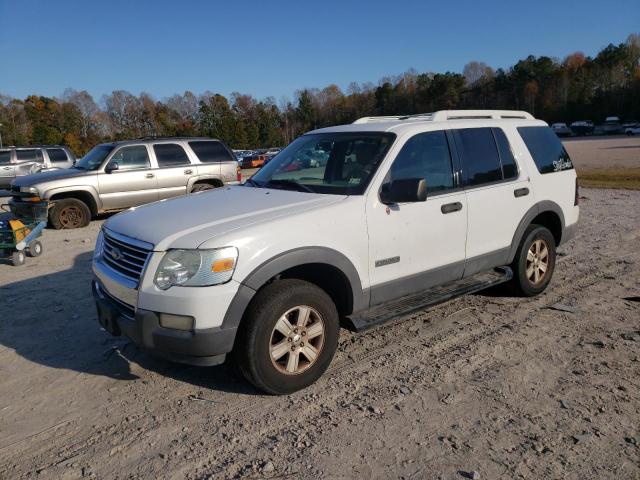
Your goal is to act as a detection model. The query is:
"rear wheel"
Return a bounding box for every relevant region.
[27,240,43,257]
[235,279,339,395]
[49,198,91,229]
[191,183,215,193]
[509,224,556,296]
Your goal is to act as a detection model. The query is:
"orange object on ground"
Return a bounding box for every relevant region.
[9,219,31,243]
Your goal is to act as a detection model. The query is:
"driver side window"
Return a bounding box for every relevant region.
[389,130,454,194]
[109,146,150,171]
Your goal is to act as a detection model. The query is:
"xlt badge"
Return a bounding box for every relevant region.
[375,256,400,267]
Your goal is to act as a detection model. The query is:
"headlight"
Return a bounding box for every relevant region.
[94,231,104,260]
[20,186,39,194]
[154,247,238,290]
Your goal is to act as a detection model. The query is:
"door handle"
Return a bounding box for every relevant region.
[514,187,529,198]
[184,169,193,175]
[2,167,10,170]
[441,202,462,214]
[145,173,155,179]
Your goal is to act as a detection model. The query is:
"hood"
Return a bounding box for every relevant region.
[105,186,345,250]
[11,168,91,187]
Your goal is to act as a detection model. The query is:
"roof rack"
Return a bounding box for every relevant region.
[353,110,535,124]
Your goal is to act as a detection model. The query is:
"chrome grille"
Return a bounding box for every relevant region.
[101,230,151,283]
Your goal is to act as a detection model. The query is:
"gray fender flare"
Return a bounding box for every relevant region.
[45,185,102,212]
[507,200,565,263]
[221,247,367,330]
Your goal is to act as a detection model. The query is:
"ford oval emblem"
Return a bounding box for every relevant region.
[110,247,123,261]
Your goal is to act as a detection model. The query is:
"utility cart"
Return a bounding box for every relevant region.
[0,200,49,266]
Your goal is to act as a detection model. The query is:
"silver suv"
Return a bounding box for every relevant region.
[10,137,240,229]
[0,145,75,189]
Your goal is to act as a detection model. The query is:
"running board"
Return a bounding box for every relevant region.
[344,267,513,332]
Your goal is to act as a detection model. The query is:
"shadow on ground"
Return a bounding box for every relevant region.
[0,251,259,395]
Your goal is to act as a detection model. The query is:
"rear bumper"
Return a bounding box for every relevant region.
[560,221,578,246]
[93,280,236,366]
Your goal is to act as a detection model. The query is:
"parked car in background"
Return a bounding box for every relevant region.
[603,116,623,134]
[625,124,640,135]
[10,137,240,229]
[241,152,268,169]
[0,145,75,189]
[91,109,579,394]
[551,123,572,137]
[570,120,595,136]
[233,150,254,162]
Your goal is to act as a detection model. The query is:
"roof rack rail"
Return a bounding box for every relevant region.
[353,110,535,124]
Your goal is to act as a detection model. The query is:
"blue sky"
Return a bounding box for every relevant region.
[0,0,638,103]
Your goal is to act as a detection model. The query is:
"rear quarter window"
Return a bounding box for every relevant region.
[518,126,573,174]
[189,141,234,163]
[46,148,69,163]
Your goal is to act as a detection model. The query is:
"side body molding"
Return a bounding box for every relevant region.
[221,247,368,330]
[507,200,565,263]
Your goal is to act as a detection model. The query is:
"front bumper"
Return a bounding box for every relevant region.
[92,280,237,366]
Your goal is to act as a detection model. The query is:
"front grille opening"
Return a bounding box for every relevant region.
[101,231,151,283]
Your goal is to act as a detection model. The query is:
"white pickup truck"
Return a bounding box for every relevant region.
[92,110,579,394]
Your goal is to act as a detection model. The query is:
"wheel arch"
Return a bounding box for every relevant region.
[222,247,368,331]
[507,201,565,263]
[48,188,99,217]
[188,176,224,192]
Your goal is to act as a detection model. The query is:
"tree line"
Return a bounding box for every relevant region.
[0,33,638,156]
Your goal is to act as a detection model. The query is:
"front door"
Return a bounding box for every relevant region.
[366,130,468,306]
[98,145,158,210]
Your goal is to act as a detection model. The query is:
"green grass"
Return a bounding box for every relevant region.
[578,168,640,190]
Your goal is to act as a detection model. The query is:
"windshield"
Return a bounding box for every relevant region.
[75,145,114,170]
[250,132,395,195]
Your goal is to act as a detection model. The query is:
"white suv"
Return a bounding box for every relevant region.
[92,110,579,394]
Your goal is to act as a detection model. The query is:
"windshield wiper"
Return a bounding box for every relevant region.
[265,179,314,193]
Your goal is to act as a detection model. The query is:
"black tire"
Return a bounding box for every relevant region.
[235,279,340,395]
[27,240,43,257]
[191,183,215,193]
[49,198,91,229]
[11,250,25,266]
[509,224,556,297]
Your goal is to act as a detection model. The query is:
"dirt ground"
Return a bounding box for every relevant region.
[1,138,639,479]
[0,188,638,479]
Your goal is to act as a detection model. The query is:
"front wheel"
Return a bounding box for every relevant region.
[235,279,340,395]
[12,250,25,266]
[509,224,556,296]
[49,198,91,229]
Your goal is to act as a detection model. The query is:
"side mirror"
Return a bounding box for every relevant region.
[380,178,427,204]
[105,162,119,174]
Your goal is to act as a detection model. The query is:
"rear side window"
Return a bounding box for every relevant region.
[492,128,518,179]
[453,128,502,186]
[16,149,43,162]
[153,143,190,167]
[388,130,454,194]
[189,141,234,163]
[0,151,10,164]
[518,126,573,174]
[46,148,69,164]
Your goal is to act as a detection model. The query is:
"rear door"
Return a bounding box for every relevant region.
[453,127,534,276]
[0,150,14,187]
[152,142,195,199]
[98,145,158,210]
[14,148,45,176]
